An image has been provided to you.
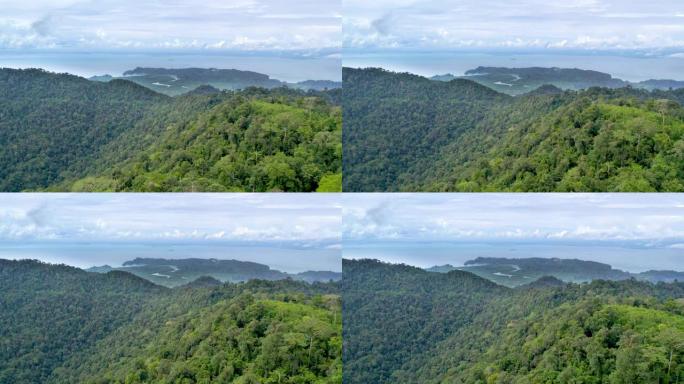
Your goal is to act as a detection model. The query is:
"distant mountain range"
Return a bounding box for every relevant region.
[431,66,684,95]
[426,257,684,287]
[87,257,341,287]
[90,67,342,96]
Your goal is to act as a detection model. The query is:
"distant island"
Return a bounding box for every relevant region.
[431,66,684,96]
[87,257,342,287]
[89,67,342,96]
[426,257,684,287]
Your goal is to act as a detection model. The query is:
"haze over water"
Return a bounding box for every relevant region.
[0,241,341,273]
[343,51,684,82]
[0,51,342,82]
[343,241,684,273]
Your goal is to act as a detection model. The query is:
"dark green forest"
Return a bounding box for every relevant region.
[343,67,684,192]
[0,68,341,192]
[343,259,684,384]
[0,259,341,384]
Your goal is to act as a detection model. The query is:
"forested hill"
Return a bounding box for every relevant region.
[342,259,507,384]
[0,68,341,192]
[343,259,684,384]
[342,67,510,191]
[343,67,684,191]
[0,259,341,383]
[0,68,169,191]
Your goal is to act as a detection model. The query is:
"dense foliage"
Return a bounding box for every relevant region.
[342,67,509,191]
[70,94,341,192]
[0,68,341,192]
[343,67,684,192]
[342,259,507,384]
[343,259,684,384]
[0,68,168,191]
[0,259,341,383]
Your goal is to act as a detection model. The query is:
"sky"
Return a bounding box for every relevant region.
[0,0,341,80]
[0,0,340,53]
[343,0,684,55]
[342,194,684,270]
[342,0,684,80]
[343,193,684,243]
[0,193,341,244]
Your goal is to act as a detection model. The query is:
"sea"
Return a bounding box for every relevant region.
[0,241,342,273]
[0,51,341,82]
[343,240,684,273]
[343,51,684,82]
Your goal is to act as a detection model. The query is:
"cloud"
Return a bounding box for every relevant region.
[0,0,340,51]
[343,0,684,52]
[343,193,684,243]
[0,194,341,244]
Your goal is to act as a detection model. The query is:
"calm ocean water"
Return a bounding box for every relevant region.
[343,51,684,82]
[0,242,341,273]
[343,241,684,273]
[0,51,341,82]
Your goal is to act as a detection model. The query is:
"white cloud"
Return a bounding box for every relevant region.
[343,0,684,52]
[343,193,684,242]
[0,0,340,51]
[0,194,341,244]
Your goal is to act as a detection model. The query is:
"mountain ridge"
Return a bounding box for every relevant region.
[344,258,684,383]
[0,258,341,383]
[1,67,342,192]
[344,66,684,192]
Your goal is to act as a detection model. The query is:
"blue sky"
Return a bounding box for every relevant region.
[0,193,341,246]
[0,0,340,54]
[343,0,684,56]
[343,193,684,245]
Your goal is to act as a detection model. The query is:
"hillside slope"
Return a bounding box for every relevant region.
[343,67,684,192]
[343,259,684,384]
[0,68,170,191]
[0,259,341,383]
[342,259,507,383]
[342,67,510,191]
[0,68,341,192]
